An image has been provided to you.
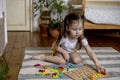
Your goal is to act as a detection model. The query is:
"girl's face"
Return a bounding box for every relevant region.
[67,20,83,39]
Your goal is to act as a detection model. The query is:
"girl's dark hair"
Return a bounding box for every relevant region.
[53,13,83,50]
[64,12,82,37]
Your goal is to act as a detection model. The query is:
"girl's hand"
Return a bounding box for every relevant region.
[96,65,106,75]
[63,53,70,61]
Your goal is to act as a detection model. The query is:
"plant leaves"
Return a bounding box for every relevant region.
[0,56,9,79]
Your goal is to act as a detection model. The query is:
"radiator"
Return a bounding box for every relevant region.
[0,17,5,56]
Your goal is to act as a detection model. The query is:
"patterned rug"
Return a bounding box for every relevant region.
[18,47,120,80]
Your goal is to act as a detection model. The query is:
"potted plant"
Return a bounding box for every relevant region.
[33,0,68,37]
[48,19,63,38]
[33,0,52,17]
[48,0,68,38]
[33,0,52,33]
[0,56,9,80]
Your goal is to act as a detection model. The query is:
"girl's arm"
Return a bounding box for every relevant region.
[52,41,70,61]
[83,45,100,67]
[83,44,106,74]
[81,37,101,66]
[56,46,70,61]
[52,41,68,55]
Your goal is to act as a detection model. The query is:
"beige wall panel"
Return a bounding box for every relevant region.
[7,0,31,31]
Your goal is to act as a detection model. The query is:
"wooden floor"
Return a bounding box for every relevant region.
[3,31,120,80]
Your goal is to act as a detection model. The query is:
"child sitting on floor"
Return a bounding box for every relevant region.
[32,13,106,74]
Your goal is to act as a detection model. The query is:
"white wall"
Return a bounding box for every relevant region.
[3,0,8,44]
[0,0,8,56]
[0,0,7,44]
[0,0,3,18]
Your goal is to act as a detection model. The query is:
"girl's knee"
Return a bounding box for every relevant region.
[72,57,81,64]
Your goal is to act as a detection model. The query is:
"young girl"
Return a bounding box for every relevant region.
[32,13,106,74]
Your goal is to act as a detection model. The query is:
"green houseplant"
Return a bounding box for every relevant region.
[0,56,9,80]
[33,0,52,35]
[48,0,68,38]
[48,19,63,38]
[33,0,68,38]
[33,0,67,19]
[33,0,52,17]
